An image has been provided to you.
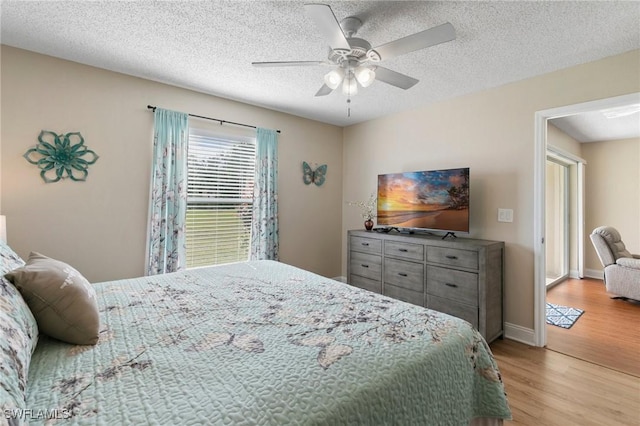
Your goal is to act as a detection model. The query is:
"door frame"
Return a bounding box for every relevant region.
[545,153,571,287]
[533,92,640,347]
[546,145,587,282]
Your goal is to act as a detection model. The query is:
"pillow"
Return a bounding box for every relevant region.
[1,276,39,412]
[5,252,100,345]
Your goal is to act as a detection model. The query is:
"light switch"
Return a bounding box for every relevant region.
[498,208,514,223]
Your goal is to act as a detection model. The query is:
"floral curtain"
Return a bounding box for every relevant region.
[146,108,189,275]
[250,128,279,260]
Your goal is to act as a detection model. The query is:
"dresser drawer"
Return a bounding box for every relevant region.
[427,246,478,270]
[384,240,424,261]
[349,275,382,294]
[384,284,424,307]
[350,251,382,281]
[350,236,382,255]
[427,295,478,328]
[427,266,478,306]
[384,258,424,292]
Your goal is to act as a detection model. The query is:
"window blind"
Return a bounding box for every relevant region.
[186,132,256,268]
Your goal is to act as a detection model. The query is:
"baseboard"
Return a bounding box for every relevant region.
[504,322,536,346]
[569,269,603,280]
[584,268,604,280]
[333,275,347,283]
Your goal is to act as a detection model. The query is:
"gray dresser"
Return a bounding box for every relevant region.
[347,229,504,343]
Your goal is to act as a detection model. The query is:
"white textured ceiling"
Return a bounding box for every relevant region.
[550,104,640,143]
[1,1,639,127]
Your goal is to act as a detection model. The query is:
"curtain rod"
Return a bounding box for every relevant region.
[147,105,281,133]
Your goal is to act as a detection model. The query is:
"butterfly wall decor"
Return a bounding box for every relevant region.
[302,161,327,186]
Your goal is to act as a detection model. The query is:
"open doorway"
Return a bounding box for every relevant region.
[533,92,640,348]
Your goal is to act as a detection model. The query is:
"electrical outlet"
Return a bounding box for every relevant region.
[498,208,514,223]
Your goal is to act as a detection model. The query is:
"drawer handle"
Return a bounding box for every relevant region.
[361,264,369,268]
[398,248,408,252]
[446,255,458,260]
[445,283,458,288]
[398,272,408,277]
[361,242,369,246]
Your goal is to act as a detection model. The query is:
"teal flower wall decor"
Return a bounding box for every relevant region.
[24,131,99,183]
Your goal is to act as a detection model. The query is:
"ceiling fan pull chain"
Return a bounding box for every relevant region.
[347,97,351,117]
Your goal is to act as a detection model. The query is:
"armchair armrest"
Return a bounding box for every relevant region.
[616,257,640,269]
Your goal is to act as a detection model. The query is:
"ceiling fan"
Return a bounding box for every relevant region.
[252,3,456,97]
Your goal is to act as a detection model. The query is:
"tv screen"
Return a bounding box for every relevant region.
[377,167,470,233]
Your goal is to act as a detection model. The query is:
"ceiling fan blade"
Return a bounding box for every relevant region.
[252,61,325,67]
[373,22,455,61]
[305,3,351,51]
[315,83,334,97]
[373,66,419,90]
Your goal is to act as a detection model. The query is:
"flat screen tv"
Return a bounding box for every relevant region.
[377,167,470,234]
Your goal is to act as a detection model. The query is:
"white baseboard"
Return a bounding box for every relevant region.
[568,269,603,280]
[584,268,604,280]
[333,275,347,283]
[504,322,536,346]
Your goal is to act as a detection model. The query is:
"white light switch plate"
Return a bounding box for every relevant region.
[498,208,514,223]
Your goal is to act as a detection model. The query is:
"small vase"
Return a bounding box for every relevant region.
[364,219,374,231]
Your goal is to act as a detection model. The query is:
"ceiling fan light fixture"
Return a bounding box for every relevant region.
[342,73,358,96]
[324,68,345,90]
[355,66,376,87]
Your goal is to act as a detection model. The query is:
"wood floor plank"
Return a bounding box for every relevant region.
[545,278,640,377]
[490,339,640,426]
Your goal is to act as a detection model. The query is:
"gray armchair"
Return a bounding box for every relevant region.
[590,226,640,301]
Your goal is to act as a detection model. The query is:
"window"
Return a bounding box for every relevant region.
[186,129,256,268]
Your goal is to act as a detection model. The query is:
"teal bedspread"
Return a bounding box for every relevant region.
[25,260,511,425]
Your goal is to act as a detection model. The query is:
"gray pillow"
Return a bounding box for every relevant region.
[5,252,99,345]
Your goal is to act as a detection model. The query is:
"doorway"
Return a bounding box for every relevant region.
[533,92,640,347]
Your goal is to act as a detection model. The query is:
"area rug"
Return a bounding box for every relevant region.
[546,302,585,329]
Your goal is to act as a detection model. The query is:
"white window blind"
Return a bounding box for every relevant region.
[186,130,256,268]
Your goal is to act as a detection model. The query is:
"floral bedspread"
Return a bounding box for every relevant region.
[25,260,511,425]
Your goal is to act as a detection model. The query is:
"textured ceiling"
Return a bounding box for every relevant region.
[1,1,639,127]
[550,103,640,143]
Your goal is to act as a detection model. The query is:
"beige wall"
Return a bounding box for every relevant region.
[547,123,582,155]
[1,46,344,282]
[583,137,640,272]
[4,44,638,334]
[342,50,640,330]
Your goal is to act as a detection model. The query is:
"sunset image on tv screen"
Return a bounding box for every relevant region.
[377,168,469,232]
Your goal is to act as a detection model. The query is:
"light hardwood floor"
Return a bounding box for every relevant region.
[490,339,640,425]
[487,277,640,425]
[546,278,640,377]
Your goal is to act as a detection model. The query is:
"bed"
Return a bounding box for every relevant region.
[1,242,511,425]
